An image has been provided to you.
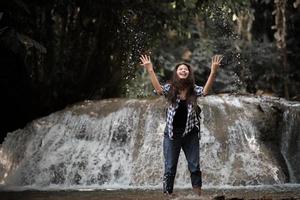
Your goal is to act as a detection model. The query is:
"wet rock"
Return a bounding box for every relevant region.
[49,163,66,184]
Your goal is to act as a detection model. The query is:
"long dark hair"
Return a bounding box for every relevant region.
[167,62,196,105]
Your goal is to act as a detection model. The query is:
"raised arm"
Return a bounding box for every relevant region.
[140,55,163,95]
[203,55,223,96]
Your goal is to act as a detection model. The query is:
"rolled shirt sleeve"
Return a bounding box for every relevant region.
[153,83,171,96]
[161,83,171,96]
[194,85,204,97]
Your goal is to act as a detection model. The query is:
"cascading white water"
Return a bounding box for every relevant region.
[0,95,299,189]
[280,106,300,183]
[199,95,285,186]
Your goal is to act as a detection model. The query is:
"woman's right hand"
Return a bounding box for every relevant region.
[139,54,162,94]
[140,55,153,70]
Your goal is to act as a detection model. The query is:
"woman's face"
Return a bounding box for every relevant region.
[176,64,189,79]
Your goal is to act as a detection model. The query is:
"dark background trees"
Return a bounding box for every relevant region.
[1,0,299,142]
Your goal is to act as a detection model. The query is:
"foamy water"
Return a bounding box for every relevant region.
[0,95,299,190]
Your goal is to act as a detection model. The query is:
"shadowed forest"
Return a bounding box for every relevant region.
[1,0,300,142]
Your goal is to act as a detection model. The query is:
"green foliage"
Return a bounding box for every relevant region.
[125,0,300,98]
[1,0,300,107]
[125,0,252,96]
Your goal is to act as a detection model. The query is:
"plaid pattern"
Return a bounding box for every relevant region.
[161,83,203,139]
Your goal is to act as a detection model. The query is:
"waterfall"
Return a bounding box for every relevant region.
[280,106,300,183]
[0,95,299,189]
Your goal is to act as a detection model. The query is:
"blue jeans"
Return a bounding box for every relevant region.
[163,127,202,194]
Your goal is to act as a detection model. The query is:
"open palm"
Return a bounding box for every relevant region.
[211,55,223,73]
[140,55,153,70]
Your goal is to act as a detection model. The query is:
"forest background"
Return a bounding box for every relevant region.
[0,0,299,142]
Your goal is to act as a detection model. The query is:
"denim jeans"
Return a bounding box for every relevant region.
[163,127,202,194]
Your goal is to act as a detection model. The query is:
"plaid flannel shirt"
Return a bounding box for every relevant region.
[160,83,204,139]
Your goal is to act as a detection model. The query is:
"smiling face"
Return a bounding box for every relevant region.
[169,62,195,103]
[176,64,190,79]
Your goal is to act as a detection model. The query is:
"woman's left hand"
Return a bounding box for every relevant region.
[211,55,223,74]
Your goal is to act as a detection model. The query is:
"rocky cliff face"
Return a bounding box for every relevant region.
[0,95,299,189]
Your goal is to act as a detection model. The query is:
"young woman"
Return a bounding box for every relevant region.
[140,54,223,196]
